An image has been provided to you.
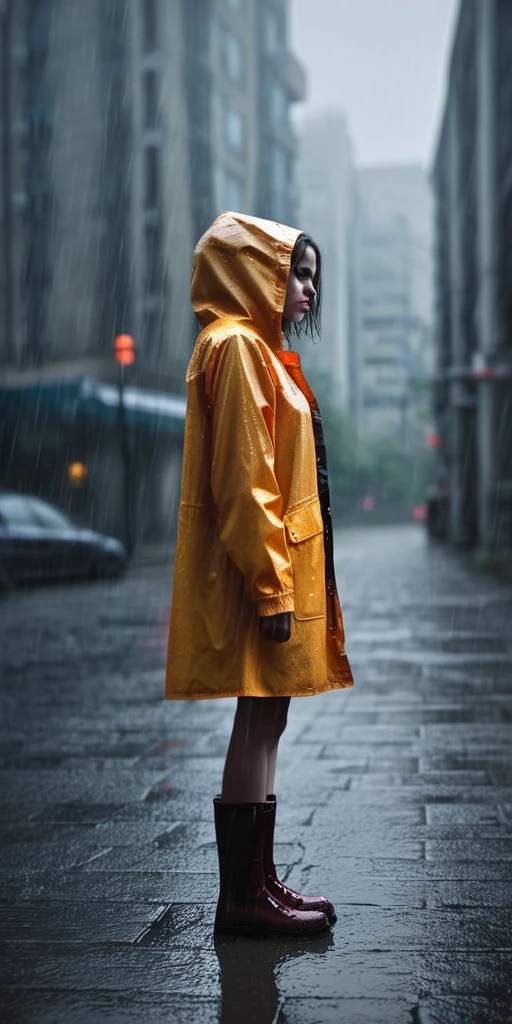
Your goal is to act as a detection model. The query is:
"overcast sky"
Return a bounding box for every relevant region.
[290,0,460,169]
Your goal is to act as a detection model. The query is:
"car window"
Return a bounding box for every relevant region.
[29,499,72,531]
[0,495,39,527]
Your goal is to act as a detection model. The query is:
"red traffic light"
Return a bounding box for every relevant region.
[114,334,136,366]
[427,432,442,450]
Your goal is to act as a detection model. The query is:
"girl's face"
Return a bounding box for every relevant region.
[282,245,317,324]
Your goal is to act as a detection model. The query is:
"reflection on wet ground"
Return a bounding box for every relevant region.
[1,525,512,1022]
[215,931,335,1024]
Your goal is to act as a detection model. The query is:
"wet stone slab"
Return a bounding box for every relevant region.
[280,998,421,1024]
[0,902,168,944]
[287,873,512,909]
[6,870,218,905]
[425,838,512,861]
[0,991,221,1024]
[415,995,512,1023]
[0,946,219,996]
[348,770,493,787]
[415,951,512,1000]
[0,768,169,807]
[425,803,502,824]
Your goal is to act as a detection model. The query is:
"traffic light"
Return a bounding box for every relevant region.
[114,334,136,366]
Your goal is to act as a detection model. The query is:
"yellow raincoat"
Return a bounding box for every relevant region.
[165,212,353,699]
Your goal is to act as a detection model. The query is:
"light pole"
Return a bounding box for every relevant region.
[113,334,136,559]
[1,0,15,363]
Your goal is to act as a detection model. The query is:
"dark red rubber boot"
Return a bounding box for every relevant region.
[213,798,329,936]
[263,794,337,924]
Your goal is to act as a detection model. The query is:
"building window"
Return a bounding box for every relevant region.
[263,7,280,54]
[145,146,159,208]
[27,1,53,52]
[270,83,287,131]
[143,0,157,52]
[271,147,287,196]
[269,147,288,221]
[144,307,163,358]
[223,170,244,211]
[143,70,159,128]
[224,106,244,153]
[145,223,162,293]
[223,30,244,83]
[25,103,53,146]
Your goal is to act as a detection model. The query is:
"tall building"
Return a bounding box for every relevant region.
[1,0,193,383]
[184,0,257,241]
[185,0,305,239]
[254,0,305,225]
[296,110,359,414]
[432,0,512,553]
[0,0,305,547]
[357,164,434,447]
[359,166,434,330]
[0,0,194,546]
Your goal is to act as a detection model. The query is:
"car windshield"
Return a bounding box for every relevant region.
[0,495,39,527]
[29,499,73,531]
[0,494,73,531]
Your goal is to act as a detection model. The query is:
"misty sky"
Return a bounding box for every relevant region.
[290,0,460,169]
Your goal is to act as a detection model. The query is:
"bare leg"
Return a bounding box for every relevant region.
[221,697,290,803]
[266,697,290,797]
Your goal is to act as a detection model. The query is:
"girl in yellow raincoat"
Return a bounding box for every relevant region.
[165,211,353,936]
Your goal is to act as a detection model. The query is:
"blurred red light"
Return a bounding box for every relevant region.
[427,432,442,449]
[114,334,136,365]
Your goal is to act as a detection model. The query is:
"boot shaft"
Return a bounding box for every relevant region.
[213,798,266,899]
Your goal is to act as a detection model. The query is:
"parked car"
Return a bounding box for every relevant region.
[0,490,127,586]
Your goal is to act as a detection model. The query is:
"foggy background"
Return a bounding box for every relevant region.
[291,0,459,165]
[1,0,511,565]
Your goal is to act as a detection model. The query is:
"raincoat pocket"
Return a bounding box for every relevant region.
[284,498,325,621]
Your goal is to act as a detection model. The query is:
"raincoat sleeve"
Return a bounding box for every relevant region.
[207,333,294,616]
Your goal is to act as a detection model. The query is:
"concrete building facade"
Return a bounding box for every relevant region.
[1,0,194,384]
[295,110,359,416]
[357,164,434,448]
[254,0,305,225]
[432,0,512,554]
[184,0,305,239]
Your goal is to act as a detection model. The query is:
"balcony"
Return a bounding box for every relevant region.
[263,119,298,154]
[266,50,306,102]
[281,52,306,101]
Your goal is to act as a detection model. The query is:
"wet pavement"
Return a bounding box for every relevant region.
[1,523,512,1023]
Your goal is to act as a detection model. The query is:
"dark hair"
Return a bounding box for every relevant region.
[282,232,322,340]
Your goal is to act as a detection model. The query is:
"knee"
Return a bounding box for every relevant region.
[273,698,290,739]
[234,697,289,740]
[234,697,266,737]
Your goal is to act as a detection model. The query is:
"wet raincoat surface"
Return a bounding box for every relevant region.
[165,212,353,699]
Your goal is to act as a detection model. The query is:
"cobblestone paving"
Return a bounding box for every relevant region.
[1,525,511,1023]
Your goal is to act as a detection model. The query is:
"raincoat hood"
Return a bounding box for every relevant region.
[191,211,301,351]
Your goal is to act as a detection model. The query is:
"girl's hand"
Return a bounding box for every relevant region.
[259,612,292,643]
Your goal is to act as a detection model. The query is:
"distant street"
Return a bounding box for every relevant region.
[1,524,512,1023]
